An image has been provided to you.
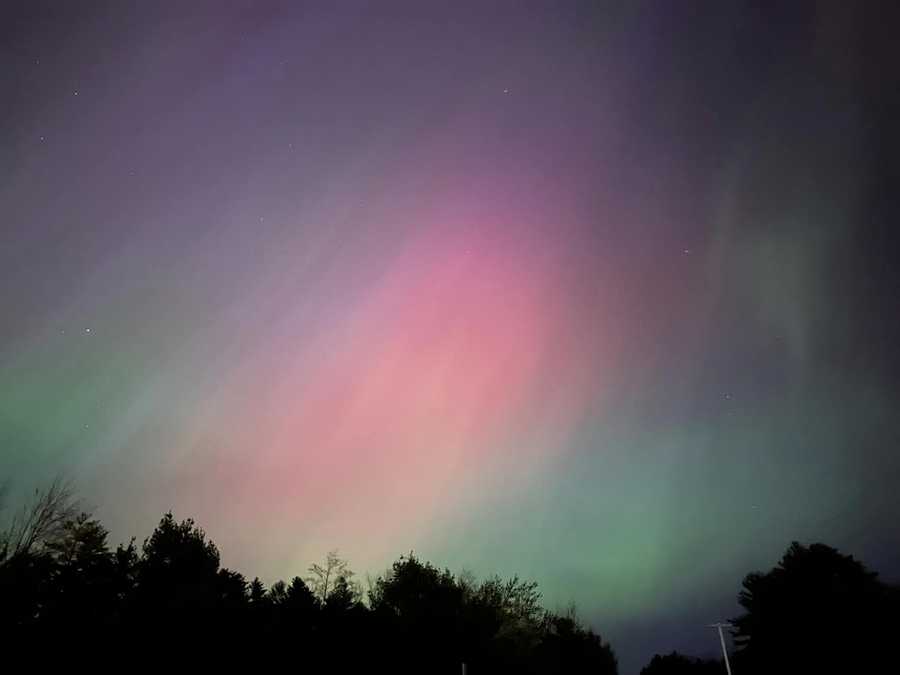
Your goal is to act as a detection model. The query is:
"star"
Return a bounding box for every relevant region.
[85,327,91,333]
[503,88,510,94]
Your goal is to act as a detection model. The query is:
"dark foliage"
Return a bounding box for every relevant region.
[731,541,899,674]
[640,652,723,675]
[0,489,617,674]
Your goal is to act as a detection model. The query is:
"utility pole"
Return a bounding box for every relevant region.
[707,623,733,675]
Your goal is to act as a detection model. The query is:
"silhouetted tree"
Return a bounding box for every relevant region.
[0,478,77,563]
[325,574,360,614]
[41,512,120,629]
[132,512,222,628]
[269,578,288,604]
[0,541,54,629]
[533,609,618,675]
[640,651,723,675]
[216,567,249,609]
[289,573,317,599]
[111,538,138,616]
[283,576,319,614]
[0,480,79,630]
[249,577,267,605]
[307,550,357,602]
[366,554,620,674]
[732,541,897,674]
[369,554,466,673]
[265,575,319,645]
[461,574,545,670]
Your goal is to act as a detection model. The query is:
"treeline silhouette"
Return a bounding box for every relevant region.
[0,480,615,673]
[1,481,897,673]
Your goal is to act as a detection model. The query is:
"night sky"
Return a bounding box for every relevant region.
[2,2,899,672]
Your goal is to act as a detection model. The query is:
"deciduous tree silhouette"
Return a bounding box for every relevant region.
[533,608,618,675]
[307,549,357,602]
[368,554,618,674]
[369,553,468,674]
[0,479,79,630]
[0,478,77,563]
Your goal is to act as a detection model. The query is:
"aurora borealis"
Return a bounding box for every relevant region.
[2,2,899,672]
